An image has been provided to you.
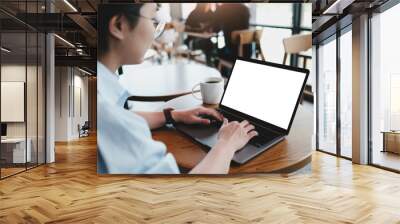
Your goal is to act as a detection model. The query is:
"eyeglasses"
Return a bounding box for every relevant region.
[133,14,166,39]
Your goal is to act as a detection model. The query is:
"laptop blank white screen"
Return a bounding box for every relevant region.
[221,59,307,130]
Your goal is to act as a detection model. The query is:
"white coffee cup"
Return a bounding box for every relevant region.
[191,77,224,105]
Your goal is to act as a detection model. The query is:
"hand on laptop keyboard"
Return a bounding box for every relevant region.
[198,114,223,126]
[172,107,223,125]
[216,119,258,152]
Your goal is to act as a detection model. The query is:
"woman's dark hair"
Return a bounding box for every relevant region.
[98,3,144,56]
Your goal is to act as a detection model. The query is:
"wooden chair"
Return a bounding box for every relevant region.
[233,29,265,60]
[218,29,265,74]
[282,34,312,68]
[282,34,312,103]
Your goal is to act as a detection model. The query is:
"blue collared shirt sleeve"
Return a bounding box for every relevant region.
[97,62,180,174]
[97,97,179,174]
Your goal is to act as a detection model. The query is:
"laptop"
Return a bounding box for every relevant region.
[175,57,309,164]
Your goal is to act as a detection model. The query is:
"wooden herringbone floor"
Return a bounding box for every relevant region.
[1,134,400,224]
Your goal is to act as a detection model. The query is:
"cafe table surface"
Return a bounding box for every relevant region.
[119,59,221,101]
[151,94,314,174]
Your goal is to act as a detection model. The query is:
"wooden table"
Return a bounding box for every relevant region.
[152,94,314,174]
[119,60,221,101]
[381,131,400,154]
[1,138,32,165]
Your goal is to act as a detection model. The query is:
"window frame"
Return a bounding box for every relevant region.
[0,0,47,180]
[367,0,400,173]
[249,3,312,67]
[315,21,353,161]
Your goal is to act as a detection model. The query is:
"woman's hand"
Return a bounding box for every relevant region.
[189,118,258,174]
[217,119,258,153]
[171,107,223,125]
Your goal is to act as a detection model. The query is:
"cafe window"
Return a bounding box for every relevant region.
[258,27,292,64]
[253,3,293,27]
[181,3,197,20]
[252,3,311,65]
[317,35,337,155]
[301,3,312,29]
[370,2,400,171]
[315,15,354,160]
[253,3,294,64]
[339,27,352,159]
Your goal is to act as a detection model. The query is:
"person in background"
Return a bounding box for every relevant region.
[97,3,258,174]
[212,3,252,64]
[185,3,214,32]
[184,3,215,65]
[152,3,177,59]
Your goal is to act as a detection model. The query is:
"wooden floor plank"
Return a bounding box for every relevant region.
[0,134,400,223]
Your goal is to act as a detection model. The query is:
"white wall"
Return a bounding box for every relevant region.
[54,66,69,141]
[54,67,89,141]
[72,73,89,138]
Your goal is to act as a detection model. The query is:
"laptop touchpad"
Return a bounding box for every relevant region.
[175,124,219,147]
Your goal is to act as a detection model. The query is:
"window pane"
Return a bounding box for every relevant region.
[38,31,46,165]
[0,1,46,179]
[318,37,337,154]
[181,3,197,20]
[371,3,400,171]
[27,31,38,169]
[299,31,312,71]
[301,3,312,29]
[254,3,293,27]
[259,27,292,64]
[391,75,400,130]
[1,31,28,177]
[340,29,352,158]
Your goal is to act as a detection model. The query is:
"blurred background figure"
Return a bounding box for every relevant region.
[185,3,214,32]
[184,3,215,65]
[134,3,312,80]
[212,3,251,63]
[153,3,179,61]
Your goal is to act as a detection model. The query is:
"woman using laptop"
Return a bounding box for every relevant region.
[97,3,257,174]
